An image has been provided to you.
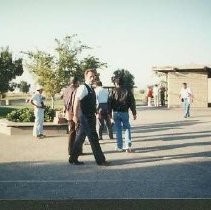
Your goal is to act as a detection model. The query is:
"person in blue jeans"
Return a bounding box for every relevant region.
[108,77,137,152]
[179,83,193,118]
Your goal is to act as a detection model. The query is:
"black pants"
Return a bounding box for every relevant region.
[71,113,106,165]
[98,113,113,139]
[97,103,113,139]
[68,120,83,155]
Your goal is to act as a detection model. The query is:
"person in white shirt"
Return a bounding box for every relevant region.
[153,84,159,107]
[95,81,113,140]
[70,69,109,166]
[30,85,45,139]
[179,83,193,118]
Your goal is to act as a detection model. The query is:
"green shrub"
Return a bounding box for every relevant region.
[6,108,35,122]
[6,106,55,122]
[44,106,55,122]
[0,106,17,119]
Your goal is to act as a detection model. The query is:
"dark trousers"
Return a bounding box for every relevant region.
[160,95,165,106]
[98,103,113,139]
[71,113,106,165]
[160,97,165,106]
[98,113,113,139]
[68,120,82,155]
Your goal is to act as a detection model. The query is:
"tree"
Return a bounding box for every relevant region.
[18,80,30,93]
[111,69,135,89]
[23,50,61,108]
[54,34,90,86]
[23,35,107,108]
[0,47,23,98]
[78,56,107,82]
[8,82,18,92]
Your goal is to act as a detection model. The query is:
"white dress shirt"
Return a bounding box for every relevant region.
[95,86,109,104]
[180,87,192,102]
[75,82,92,101]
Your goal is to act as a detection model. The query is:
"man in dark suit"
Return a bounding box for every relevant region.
[69,69,109,166]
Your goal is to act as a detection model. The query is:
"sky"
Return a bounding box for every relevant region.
[1,0,211,89]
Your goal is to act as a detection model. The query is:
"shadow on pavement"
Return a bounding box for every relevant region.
[131,132,211,142]
[0,157,211,199]
[138,130,211,138]
[131,120,203,134]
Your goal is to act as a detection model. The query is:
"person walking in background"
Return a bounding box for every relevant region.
[153,84,159,107]
[147,86,153,107]
[95,81,113,140]
[160,85,166,106]
[109,77,137,153]
[62,76,83,157]
[70,69,109,166]
[179,82,193,118]
[30,85,45,139]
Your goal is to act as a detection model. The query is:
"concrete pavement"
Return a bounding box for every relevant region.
[0,106,211,199]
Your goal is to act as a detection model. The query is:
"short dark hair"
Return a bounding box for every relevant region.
[70,76,79,85]
[114,77,124,86]
[183,82,187,86]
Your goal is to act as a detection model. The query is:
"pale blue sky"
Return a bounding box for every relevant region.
[1,0,211,88]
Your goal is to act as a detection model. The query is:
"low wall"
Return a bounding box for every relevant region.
[0,119,68,136]
[0,99,26,106]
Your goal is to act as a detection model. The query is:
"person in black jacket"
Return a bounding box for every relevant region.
[108,77,137,152]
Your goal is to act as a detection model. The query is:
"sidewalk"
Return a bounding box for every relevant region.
[0,107,211,199]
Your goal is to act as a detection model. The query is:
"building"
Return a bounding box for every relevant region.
[153,64,211,108]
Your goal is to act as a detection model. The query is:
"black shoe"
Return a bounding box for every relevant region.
[80,152,90,156]
[109,133,114,139]
[73,161,84,165]
[97,161,111,166]
[69,157,84,165]
[69,157,73,164]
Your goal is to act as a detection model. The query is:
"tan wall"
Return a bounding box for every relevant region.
[168,71,208,108]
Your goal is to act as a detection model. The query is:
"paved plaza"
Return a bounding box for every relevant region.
[0,106,211,199]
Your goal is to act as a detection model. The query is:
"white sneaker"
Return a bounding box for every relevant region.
[125,147,132,153]
[115,148,123,152]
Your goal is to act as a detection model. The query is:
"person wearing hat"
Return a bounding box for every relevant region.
[31,85,46,139]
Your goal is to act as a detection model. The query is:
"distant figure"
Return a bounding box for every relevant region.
[95,81,113,140]
[160,85,166,106]
[153,84,159,107]
[30,85,45,139]
[147,86,153,107]
[109,77,137,152]
[179,83,193,118]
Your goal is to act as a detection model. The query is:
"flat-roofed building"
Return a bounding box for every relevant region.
[153,64,211,108]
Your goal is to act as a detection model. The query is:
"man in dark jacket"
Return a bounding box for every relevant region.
[62,77,83,156]
[109,77,137,152]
